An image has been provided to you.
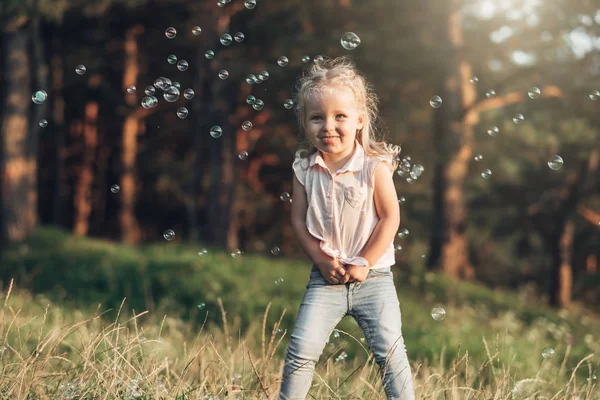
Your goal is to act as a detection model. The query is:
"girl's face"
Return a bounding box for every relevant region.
[303,84,365,161]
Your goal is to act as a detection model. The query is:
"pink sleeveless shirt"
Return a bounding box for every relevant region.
[293,140,395,270]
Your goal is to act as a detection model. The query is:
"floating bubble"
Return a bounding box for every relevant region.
[154,77,170,90]
[172,81,181,89]
[205,50,215,59]
[485,89,496,98]
[244,0,256,9]
[513,113,525,124]
[163,86,180,102]
[548,155,563,170]
[231,249,242,258]
[165,27,176,39]
[528,87,541,99]
[274,277,284,285]
[589,90,600,100]
[481,169,492,179]
[258,71,269,81]
[333,330,340,338]
[277,56,289,67]
[411,164,424,178]
[192,26,202,36]
[217,0,226,7]
[177,60,189,71]
[234,32,245,42]
[398,196,406,204]
[198,248,208,256]
[397,228,409,239]
[238,151,248,160]
[302,55,311,63]
[197,302,206,309]
[246,95,256,105]
[126,85,136,94]
[145,86,155,96]
[246,74,257,84]
[177,107,188,119]
[167,54,177,64]
[430,95,442,108]
[32,90,48,104]
[431,307,446,321]
[253,99,264,110]
[163,229,175,241]
[284,99,294,109]
[280,192,291,201]
[39,119,48,128]
[406,177,415,184]
[271,246,281,255]
[220,34,233,46]
[75,64,87,75]
[218,70,229,80]
[474,154,483,162]
[314,55,325,65]
[541,348,555,359]
[141,96,158,109]
[487,126,499,137]
[242,121,253,131]
[469,76,479,84]
[394,244,403,252]
[340,32,361,50]
[110,184,120,194]
[210,126,223,138]
[183,88,195,99]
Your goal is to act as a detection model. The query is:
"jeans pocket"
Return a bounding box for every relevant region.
[369,268,392,277]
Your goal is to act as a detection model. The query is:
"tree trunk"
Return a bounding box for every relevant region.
[118,25,144,244]
[73,100,99,236]
[1,17,37,243]
[51,27,67,227]
[437,2,476,280]
[558,220,574,309]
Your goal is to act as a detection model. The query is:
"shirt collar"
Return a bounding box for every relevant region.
[310,140,365,173]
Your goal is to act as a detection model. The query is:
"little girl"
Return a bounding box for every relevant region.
[278,56,415,399]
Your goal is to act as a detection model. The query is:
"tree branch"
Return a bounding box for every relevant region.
[577,205,600,227]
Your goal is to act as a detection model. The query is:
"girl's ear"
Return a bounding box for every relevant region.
[357,113,366,130]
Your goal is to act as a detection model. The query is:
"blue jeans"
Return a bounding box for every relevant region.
[278,265,415,400]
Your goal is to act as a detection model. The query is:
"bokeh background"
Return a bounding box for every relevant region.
[1,0,600,398]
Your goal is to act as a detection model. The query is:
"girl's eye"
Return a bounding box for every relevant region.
[311,116,322,120]
[337,114,346,119]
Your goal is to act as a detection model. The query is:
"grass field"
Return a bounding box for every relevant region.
[0,227,598,399]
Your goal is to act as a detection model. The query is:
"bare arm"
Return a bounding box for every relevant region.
[358,162,400,267]
[291,175,332,264]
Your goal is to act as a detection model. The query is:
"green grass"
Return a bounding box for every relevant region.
[0,226,599,398]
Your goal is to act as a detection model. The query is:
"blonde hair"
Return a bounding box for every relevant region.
[293,56,400,169]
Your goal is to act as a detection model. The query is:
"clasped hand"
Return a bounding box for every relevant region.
[316,257,369,284]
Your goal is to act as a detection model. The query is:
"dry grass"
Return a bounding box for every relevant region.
[0,278,598,400]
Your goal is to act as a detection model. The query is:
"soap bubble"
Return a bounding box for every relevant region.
[430,95,442,108]
[197,302,206,309]
[163,229,175,241]
[110,184,120,194]
[258,71,269,81]
[302,55,311,63]
[528,87,541,99]
[177,107,188,119]
[32,90,48,104]
[246,95,256,105]
[192,26,202,36]
[275,277,284,285]
[314,55,325,65]
[172,81,180,89]
[487,126,499,137]
[126,85,136,94]
[218,70,229,80]
[474,154,483,162]
[165,27,176,39]
[513,113,525,124]
[246,74,257,84]
[183,88,195,99]
[431,307,446,321]
[242,121,253,131]
[541,348,555,359]
[481,169,492,179]
[394,244,403,252]
[39,119,48,128]
[271,247,281,255]
[244,0,256,9]
[163,86,180,102]
[220,34,233,46]
[177,60,189,71]
[167,54,177,64]
[198,248,208,256]
[238,151,248,160]
[141,96,158,109]
[469,76,479,84]
[485,89,496,98]
[277,56,289,67]
[548,155,563,170]
[75,64,87,75]
[252,99,264,110]
[398,196,406,204]
[397,228,409,239]
[340,32,361,50]
[234,32,245,42]
[144,86,155,96]
[589,90,600,100]
[231,249,242,258]
[205,50,215,59]
[284,99,294,109]
[280,192,291,201]
[154,77,170,90]
[210,126,223,138]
